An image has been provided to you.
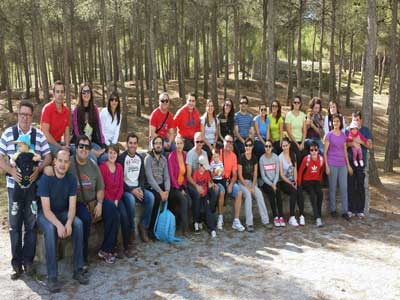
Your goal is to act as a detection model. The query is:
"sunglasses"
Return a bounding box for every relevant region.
[245,144,253,147]
[310,148,318,152]
[265,144,272,148]
[271,104,278,108]
[293,101,301,104]
[224,103,232,107]
[195,140,204,144]
[78,143,91,150]
[260,108,267,112]
[240,102,248,105]
[110,98,118,102]
[81,90,91,95]
[225,140,233,144]
[160,99,169,103]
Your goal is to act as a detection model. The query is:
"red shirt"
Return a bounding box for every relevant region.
[40,100,70,142]
[297,155,325,185]
[99,162,124,203]
[193,169,211,197]
[174,105,201,140]
[149,108,175,139]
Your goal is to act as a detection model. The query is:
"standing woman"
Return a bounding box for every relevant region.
[201,99,219,159]
[72,83,107,163]
[217,98,235,142]
[238,138,270,232]
[324,114,353,220]
[285,96,307,167]
[278,137,305,227]
[99,145,134,262]
[260,139,284,227]
[323,100,346,136]
[167,135,191,235]
[267,100,284,155]
[253,104,270,160]
[100,92,122,146]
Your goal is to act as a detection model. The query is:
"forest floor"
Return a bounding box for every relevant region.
[0,74,399,300]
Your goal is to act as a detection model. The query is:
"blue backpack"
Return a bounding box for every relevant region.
[154,201,182,243]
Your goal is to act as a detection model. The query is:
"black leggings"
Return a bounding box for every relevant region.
[261,183,283,218]
[302,180,323,219]
[278,181,304,216]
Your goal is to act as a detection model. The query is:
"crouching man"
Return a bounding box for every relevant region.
[37,149,89,293]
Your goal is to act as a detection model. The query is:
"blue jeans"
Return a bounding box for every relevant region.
[123,189,154,232]
[37,211,84,279]
[75,202,91,263]
[254,139,266,160]
[328,165,348,214]
[7,187,37,270]
[188,183,218,223]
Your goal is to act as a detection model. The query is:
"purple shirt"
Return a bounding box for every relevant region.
[326,131,347,166]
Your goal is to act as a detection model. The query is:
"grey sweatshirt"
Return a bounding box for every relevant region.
[144,152,170,193]
[259,153,280,186]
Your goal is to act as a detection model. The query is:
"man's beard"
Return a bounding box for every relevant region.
[154,148,162,155]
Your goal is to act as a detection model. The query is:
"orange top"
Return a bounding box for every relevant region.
[177,154,186,186]
[220,149,237,179]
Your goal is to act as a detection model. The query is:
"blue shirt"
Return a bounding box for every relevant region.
[235,112,254,139]
[37,172,77,214]
[254,116,270,140]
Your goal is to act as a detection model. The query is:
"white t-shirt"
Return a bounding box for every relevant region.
[123,154,141,187]
[201,115,218,145]
[100,108,122,145]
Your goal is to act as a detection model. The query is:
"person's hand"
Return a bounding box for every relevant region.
[29,167,41,183]
[92,148,106,158]
[291,181,297,190]
[348,165,353,176]
[196,184,204,196]
[114,200,118,207]
[160,191,168,201]
[61,145,70,151]
[94,202,102,219]
[227,183,233,194]
[56,224,66,239]
[325,165,330,176]
[65,222,72,237]
[132,188,144,201]
[251,184,256,195]
[272,183,277,192]
[181,189,187,196]
[299,142,305,151]
[10,167,22,183]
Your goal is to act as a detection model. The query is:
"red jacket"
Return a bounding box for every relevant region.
[174,105,201,139]
[99,162,124,202]
[297,154,324,185]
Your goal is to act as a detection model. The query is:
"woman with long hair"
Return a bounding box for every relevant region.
[72,83,106,163]
[268,100,284,154]
[201,99,219,159]
[253,104,270,159]
[217,98,235,141]
[278,137,304,227]
[100,91,122,145]
[323,100,346,136]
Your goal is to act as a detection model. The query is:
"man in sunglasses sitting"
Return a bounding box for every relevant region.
[149,92,176,153]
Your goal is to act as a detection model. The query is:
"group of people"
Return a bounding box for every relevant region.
[0,80,372,293]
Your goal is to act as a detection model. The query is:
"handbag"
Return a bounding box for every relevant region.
[154,200,182,243]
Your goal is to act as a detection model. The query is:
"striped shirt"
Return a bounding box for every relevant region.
[234,112,254,139]
[0,125,50,188]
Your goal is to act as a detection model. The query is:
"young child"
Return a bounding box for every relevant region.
[192,155,217,238]
[10,134,41,216]
[346,120,369,167]
[209,148,225,230]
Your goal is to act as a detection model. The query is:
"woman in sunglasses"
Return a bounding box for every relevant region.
[260,139,284,227]
[297,141,325,227]
[100,92,122,146]
[217,98,235,143]
[268,100,284,155]
[285,96,307,167]
[238,138,270,232]
[72,83,106,163]
[253,104,270,160]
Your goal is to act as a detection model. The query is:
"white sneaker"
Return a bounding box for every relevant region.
[273,217,280,227]
[232,219,245,232]
[194,222,200,234]
[288,216,299,227]
[316,218,323,227]
[279,217,286,227]
[359,160,364,167]
[217,214,224,230]
[299,215,305,226]
[353,160,358,167]
[211,230,217,238]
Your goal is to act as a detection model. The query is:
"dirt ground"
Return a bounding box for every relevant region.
[0,76,400,299]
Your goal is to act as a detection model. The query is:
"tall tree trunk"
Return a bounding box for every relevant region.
[233,4,240,101]
[287,28,294,103]
[194,22,200,98]
[329,0,337,100]
[345,32,354,107]
[336,29,344,101]
[210,1,218,110]
[378,51,386,94]
[360,52,365,85]
[133,0,141,116]
[384,0,398,172]
[69,0,77,95]
[260,0,267,104]
[296,0,303,92]
[17,24,30,98]
[148,0,157,110]
[101,0,112,96]
[173,0,185,98]
[0,30,13,112]
[202,17,209,99]
[362,0,381,187]
[62,0,71,111]
[31,24,40,103]
[224,13,229,99]
[266,0,275,105]
[318,0,325,98]
[310,22,317,98]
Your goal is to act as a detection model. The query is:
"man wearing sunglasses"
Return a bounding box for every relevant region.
[68,135,104,269]
[0,100,52,280]
[149,92,176,152]
[40,80,71,154]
